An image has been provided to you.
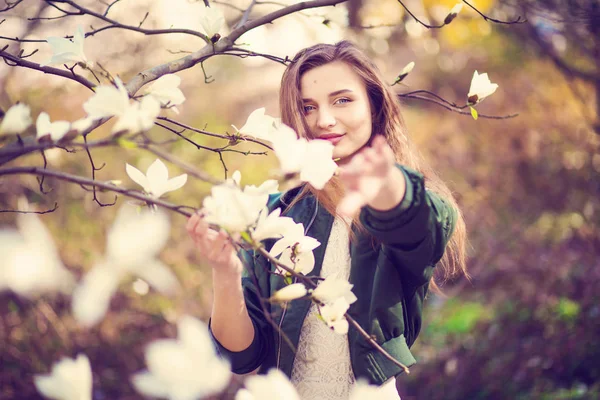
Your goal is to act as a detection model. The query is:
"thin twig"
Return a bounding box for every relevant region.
[0,202,58,214]
[0,167,196,217]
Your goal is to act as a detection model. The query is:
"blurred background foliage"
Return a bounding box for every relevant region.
[0,0,598,399]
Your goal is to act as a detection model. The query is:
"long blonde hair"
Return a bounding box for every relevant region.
[278,41,467,290]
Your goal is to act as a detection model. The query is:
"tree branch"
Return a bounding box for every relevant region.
[0,166,195,217]
[0,48,96,90]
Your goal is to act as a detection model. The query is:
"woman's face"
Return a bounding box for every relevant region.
[300,61,373,163]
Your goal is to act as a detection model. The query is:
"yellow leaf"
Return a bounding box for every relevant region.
[470,106,479,120]
[116,138,138,149]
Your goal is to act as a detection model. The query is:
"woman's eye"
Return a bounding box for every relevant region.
[334,98,351,105]
[303,105,315,113]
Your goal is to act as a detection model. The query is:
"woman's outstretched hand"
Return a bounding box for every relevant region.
[186,213,244,276]
[337,135,406,217]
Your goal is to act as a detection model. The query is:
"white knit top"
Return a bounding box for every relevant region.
[291,216,354,399]
[290,217,401,399]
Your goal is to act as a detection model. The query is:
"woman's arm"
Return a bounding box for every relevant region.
[360,167,456,284]
[187,214,269,372]
[339,136,456,284]
[210,266,255,352]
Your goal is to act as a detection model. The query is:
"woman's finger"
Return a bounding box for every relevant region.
[186,213,200,233]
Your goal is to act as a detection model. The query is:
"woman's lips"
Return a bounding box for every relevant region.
[318,134,345,145]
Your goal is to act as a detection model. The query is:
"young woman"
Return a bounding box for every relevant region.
[187,41,467,399]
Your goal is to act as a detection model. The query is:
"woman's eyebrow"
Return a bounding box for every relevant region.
[302,89,354,102]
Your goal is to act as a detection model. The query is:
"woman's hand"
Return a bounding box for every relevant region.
[186,212,244,277]
[337,135,406,216]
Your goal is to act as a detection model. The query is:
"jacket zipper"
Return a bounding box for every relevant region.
[276,199,319,370]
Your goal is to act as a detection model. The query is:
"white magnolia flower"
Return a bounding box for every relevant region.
[72,206,178,327]
[0,103,32,136]
[467,70,498,105]
[34,354,92,400]
[312,276,357,305]
[272,124,337,190]
[199,5,225,38]
[269,223,320,275]
[272,283,308,302]
[36,112,71,142]
[0,214,74,297]
[320,297,350,334]
[251,208,296,243]
[269,223,319,259]
[41,26,90,67]
[277,247,316,275]
[126,158,187,198]
[142,74,185,114]
[233,107,279,142]
[203,184,268,233]
[235,369,299,400]
[83,78,130,119]
[112,96,161,134]
[132,316,231,400]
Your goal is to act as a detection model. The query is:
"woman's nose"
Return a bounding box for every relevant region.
[316,108,336,130]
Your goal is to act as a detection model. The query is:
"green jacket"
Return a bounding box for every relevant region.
[210,165,456,385]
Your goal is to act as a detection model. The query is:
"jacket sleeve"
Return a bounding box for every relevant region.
[208,248,274,374]
[359,165,457,285]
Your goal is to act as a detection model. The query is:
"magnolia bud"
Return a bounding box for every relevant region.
[444,3,463,25]
[395,61,415,84]
[271,283,307,302]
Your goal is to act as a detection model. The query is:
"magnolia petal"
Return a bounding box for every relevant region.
[177,316,214,354]
[272,283,307,302]
[34,375,64,399]
[136,259,180,294]
[126,163,151,193]
[131,372,170,399]
[0,103,32,135]
[83,79,130,119]
[146,159,169,194]
[163,173,188,194]
[235,388,254,400]
[49,120,71,142]
[71,264,121,327]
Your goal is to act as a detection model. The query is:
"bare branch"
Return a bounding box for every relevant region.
[83,134,117,207]
[158,117,273,151]
[43,0,210,42]
[462,0,526,24]
[0,0,25,12]
[234,0,258,30]
[400,93,518,120]
[0,202,58,214]
[223,47,290,66]
[103,0,123,17]
[125,0,347,95]
[0,166,196,217]
[0,47,95,90]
